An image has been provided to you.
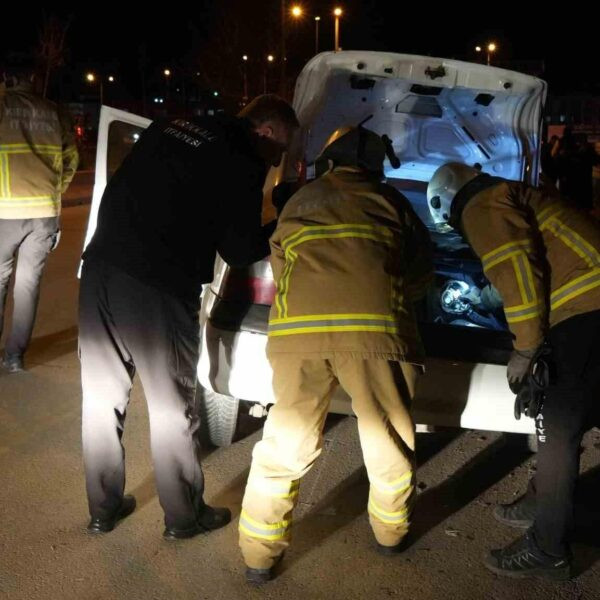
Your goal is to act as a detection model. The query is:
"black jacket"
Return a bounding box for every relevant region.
[83,115,275,303]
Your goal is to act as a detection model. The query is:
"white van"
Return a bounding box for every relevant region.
[85,51,547,447]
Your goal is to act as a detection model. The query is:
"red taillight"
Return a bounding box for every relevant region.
[220,271,276,305]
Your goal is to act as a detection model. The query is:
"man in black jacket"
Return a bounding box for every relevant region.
[79,95,298,539]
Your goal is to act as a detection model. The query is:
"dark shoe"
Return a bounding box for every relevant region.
[485,531,571,580]
[163,505,231,540]
[87,495,136,534]
[2,354,24,373]
[245,555,283,585]
[493,497,535,529]
[377,534,412,556]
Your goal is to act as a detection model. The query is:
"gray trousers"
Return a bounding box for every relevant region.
[0,217,59,356]
[79,259,205,529]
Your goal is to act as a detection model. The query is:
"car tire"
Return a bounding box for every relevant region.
[199,386,240,447]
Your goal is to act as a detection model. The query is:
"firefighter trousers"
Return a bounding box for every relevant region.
[239,353,418,569]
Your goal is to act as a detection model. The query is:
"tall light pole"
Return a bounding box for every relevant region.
[264,54,275,94]
[487,42,497,66]
[333,7,343,52]
[314,16,321,54]
[86,72,104,106]
[280,0,287,97]
[242,55,249,104]
[163,68,171,101]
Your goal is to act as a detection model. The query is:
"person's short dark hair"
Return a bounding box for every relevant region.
[1,51,36,84]
[238,94,299,131]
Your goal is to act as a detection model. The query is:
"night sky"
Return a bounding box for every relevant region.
[3,2,598,98]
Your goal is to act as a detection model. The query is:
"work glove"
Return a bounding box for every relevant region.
[507,348,538,393]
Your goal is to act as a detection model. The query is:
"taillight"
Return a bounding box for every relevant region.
[219,267,276,305]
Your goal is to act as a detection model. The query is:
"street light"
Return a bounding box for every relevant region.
[333,7,343,52]
[475,43,497,65]
[487,42,497,65]
[291,5,303,17]
[108,75,115,83]
[314,16,321,54]
[241,55,249,103]
[264,55,275,94]
[85,72,104,106]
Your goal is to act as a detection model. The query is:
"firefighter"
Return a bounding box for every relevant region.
[427,162,600,580]
[239,126,433,584]
[0,53,78,372]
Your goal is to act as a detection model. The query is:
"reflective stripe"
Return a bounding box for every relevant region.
[550,268,600,310]
[281,223,393,253]
[504,301,542,323]
[512,253,536,304]
[370,471,413,496]
[0,143,62,154]
[368,498,410,525]
[238,510,290,541]
[544,218,600,269]
[0,154,9,197]
[268,314,399,337]
[536,203,563,228]
[250,478,300,499]
[0,196,57,207]
[276,224,395,319]
[481,239,532,271]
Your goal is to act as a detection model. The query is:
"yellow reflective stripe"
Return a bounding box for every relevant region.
[536,203,563,228]
[269,314,399,336]
[281,223,392,251]
[270,313,396,325]
[481,239,532,270]
[370,471,413,495]
[250,479,300,499]
[550,268,600,310]
[278,251,297,319]
[0,154,9,197]
[504,300,542,324]
[368,499,410,524]
[269,324,400,337]
[544,218,600,269]
[511,253,536,305]
[0,197,57,209]
[238,510,290,541]
[0,148,61,155]
[276,224,395,319]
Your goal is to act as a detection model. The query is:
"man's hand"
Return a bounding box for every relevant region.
[507,348,538,393]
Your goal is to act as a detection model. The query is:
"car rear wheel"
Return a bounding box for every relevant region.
[199,386,240,447]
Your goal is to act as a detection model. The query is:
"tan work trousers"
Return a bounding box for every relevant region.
[239,353,418,569]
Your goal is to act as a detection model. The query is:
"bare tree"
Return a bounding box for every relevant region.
[37,12,72,98]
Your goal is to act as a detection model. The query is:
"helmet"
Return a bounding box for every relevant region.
[315,126,399,177]
[427,162,480,231]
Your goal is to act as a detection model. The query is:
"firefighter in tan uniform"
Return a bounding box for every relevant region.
[239,127,433,584]
[0,53,78,371]
[427,162,600,580]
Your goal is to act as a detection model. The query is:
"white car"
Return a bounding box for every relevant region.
[85,51,546,447]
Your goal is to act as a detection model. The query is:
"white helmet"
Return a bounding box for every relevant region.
[427,162,480,231]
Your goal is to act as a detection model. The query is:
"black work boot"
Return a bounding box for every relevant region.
[245,555,283,585]
[485,531,571,580]
[493,496,536,529]
[163,505,231,540]
[2,353,24,373]
[377,534,412,556]
[87,495,136,534]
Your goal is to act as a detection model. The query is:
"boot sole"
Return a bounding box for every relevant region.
[484,561,571,581]
[87,500,136,534]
